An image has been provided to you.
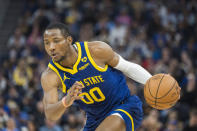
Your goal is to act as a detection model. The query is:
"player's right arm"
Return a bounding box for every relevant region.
[41,68,84,121]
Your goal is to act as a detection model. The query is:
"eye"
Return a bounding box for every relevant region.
[44,41,49,45]
[54,39,60,43]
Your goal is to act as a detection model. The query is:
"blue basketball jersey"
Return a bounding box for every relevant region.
[48,41,131,118]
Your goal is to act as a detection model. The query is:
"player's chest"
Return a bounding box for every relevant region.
[62,69,109,91]
[63,72,109,104]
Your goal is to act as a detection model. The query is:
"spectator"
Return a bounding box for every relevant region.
[13,59,33,88]
[0,108,9,129]
[27,120,37,131]
[39,119,62,131]
[140,109,162,131]
[0,72,7,93]
[34,101,45,128]
[164,120,180,131]
[7,28,26,49]
[2,118,19,131]
[183,108,197,131]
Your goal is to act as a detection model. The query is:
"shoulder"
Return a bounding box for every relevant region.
[87,41,114,62]
[87,41,112,53]
[41,67,61,91]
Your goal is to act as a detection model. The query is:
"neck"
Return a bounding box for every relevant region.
[59,45,78,68]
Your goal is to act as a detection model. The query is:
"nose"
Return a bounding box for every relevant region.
[49,43,55,51]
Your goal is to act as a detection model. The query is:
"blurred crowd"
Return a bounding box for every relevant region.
[0,0,197,131]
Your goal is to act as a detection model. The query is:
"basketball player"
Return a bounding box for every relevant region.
[41,22,152,131]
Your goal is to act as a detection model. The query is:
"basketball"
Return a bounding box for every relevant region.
[144,74,181,110]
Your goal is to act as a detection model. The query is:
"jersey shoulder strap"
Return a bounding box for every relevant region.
[81,41,108,72]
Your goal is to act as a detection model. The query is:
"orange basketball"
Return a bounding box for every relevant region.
[144,73,181,110]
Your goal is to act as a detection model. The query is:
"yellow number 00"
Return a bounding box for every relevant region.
[79,87,105,104]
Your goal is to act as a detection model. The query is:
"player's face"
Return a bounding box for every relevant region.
[43,29,72,62]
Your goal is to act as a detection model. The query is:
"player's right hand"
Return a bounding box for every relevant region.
[62,81,84,107]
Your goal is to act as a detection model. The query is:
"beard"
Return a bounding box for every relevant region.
[53,55,65,63]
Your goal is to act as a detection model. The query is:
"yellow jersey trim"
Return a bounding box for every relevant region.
[84,41,108,72]
[115,109,134,131]
[48,63,66,93]
[53,42,82,74]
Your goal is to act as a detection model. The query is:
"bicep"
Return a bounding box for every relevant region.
[43,87,58,106]
[41,70,60,106]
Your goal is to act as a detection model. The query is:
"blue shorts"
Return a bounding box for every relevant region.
[83,95,143,131]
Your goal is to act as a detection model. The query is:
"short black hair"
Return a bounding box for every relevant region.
[45,22,70,37]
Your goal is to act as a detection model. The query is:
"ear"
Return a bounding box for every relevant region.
[66,36,73,45]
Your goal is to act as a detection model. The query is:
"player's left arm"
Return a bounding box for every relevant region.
[88,41,152,84]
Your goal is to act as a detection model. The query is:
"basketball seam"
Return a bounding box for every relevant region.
[155,79,176,99]
[155,74,165,108]
[148,78,156,98]
[147,103,165,108]
[148,102,177,110]
[144,92,179,104]
[147,103,173,110]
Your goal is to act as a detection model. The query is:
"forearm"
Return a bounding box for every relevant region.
[114,55,152,84]
[44,99,67,121]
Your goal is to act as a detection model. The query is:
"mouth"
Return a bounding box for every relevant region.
[51,53,58,59]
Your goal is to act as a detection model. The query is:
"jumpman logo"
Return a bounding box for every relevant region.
[64,73,70,81]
